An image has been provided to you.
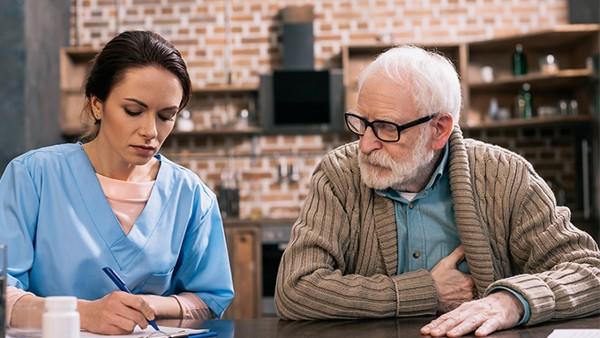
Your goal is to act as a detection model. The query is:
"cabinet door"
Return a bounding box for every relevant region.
[224,227,262,319]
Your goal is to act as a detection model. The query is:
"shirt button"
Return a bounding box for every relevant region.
[408,203,414,209]
[413,250,421,259]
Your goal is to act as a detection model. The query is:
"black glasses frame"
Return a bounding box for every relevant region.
[344,112,437,142]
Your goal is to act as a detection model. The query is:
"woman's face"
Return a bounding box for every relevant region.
[91,66,183,166]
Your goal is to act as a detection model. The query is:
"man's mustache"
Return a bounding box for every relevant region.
[360,151,394,169]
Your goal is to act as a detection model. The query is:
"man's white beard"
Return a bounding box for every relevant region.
[358,132,435,190]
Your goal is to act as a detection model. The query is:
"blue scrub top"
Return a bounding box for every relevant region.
[0,143,234,317]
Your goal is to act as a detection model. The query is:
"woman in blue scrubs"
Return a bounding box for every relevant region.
[0,31,234,334]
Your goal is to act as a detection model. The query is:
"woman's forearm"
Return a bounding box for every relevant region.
[141,294,182,319]
[142,293,213,320]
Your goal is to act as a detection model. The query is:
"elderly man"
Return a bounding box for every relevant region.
[274,46,600,337]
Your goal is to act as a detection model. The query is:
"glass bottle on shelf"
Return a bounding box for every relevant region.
[488,97,499,120]
[512,44,527,76]
[217,170,240,219]
[515,83,533,119]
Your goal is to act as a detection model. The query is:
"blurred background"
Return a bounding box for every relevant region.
[0,0,598,320]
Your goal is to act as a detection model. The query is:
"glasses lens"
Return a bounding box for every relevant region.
[373,121,398,141]
[346,115,365,134]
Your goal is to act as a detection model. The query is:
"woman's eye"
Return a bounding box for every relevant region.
[160,114,175,122]
[124,108,142,116]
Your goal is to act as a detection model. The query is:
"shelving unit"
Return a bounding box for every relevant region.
[462,114,593,130]
[466,24,599,126]
[463,24,599,224]
[468,69,596,92]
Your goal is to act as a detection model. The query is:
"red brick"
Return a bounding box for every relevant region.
[241,173,273,180]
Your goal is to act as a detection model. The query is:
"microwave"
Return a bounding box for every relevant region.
[259,69,344,132]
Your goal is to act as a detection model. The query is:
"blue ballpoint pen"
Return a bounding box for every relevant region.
[187,331,217,338]
[102,266,161,331]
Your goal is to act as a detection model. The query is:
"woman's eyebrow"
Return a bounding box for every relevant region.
[124,97,148,108]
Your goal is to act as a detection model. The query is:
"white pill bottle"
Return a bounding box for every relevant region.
[42,296,80,338]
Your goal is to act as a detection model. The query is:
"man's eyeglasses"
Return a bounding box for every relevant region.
[344,112,437,142]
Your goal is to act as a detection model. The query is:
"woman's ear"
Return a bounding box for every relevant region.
[90,96,103,121]
[431,112,454,150]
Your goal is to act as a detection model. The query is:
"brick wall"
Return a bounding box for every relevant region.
[71,0,575,219]
[72,0,568,87]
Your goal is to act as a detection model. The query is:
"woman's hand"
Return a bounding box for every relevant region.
[78,291,156,335]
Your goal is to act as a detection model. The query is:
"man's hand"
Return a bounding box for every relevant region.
[431,245,475,312]
[420,291,524,337]
[78,291,156,335]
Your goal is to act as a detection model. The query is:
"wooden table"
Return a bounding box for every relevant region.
[162,315,599,338]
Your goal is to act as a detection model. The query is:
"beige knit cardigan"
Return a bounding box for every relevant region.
[275,127,600,325]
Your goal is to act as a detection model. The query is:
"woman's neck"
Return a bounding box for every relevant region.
[83,138,158,182]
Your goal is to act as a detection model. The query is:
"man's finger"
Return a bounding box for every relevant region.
[445,245,465,265]
[428,310,471,337]
[421,311,455,333]
[446,314,487,337]
[474,318,501,337]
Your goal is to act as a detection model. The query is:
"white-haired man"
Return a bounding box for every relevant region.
[274,46,600,337]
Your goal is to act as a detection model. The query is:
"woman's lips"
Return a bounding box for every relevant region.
[130,145,156,156]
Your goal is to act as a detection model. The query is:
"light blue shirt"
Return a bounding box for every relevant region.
[375,144,467,274]
[375,144,530,325]
[0,144,234,317]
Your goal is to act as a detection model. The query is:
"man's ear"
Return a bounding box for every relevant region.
[90,96,104,121]
[431,113,454,150]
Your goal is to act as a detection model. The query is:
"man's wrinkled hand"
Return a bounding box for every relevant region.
[431,245,475,312]
[420,291,524,337]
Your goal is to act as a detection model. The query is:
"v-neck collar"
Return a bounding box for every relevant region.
[69,144,173,270]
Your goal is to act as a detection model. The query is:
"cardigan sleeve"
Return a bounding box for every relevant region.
[274,166,438,320]
[484,167,600,325]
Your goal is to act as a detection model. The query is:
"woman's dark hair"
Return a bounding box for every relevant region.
[82,30,191,141]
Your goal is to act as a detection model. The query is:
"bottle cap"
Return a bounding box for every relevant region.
[45,296,77,312]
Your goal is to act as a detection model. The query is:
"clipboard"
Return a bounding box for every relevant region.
[79,326,210,338]
[140,329,215,338]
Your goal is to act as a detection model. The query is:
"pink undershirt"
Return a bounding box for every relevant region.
[7,173,210,325]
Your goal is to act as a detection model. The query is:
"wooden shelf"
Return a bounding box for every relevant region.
[469,69,596,92]
[462,114,593,130]
[62,46,99,59]
[170,127,262,137]
[468,24,600,52]
[343,42,461,54]
[223,218,296,227]
[192,84,258,94]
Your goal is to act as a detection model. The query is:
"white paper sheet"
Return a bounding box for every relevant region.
[548,329,600,338]
[8,326,208,338]
[80,326,208,338]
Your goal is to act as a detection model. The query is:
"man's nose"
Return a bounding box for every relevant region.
[359,126,382,155]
